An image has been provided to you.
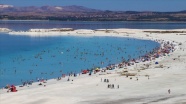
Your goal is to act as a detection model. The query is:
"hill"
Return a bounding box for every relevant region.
[0,4,186,21]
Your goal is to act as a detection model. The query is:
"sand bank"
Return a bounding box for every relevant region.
[0,28,11,32]
[1,28,186,104]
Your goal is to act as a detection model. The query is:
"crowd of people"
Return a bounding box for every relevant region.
[2,38,177,94]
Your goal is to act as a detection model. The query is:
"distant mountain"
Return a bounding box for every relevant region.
[0,4,13,8]
[0,4,186,21]
[0,4,100,12]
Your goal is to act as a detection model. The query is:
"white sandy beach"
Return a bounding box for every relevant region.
[1,28,186,104]
[0,28,11,32]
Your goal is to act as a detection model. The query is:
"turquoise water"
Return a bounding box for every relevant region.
[0,33,160,88]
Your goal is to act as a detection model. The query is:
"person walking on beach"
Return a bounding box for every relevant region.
[112,84,114,89]
[168,89,171,94]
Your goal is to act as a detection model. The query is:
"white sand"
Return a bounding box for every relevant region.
[1,28,186,104]
[0,28,11,32]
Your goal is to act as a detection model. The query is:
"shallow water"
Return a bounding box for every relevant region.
[0,33,160,88]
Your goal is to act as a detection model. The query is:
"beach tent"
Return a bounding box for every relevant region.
[95,68,100,72]
[82,70,88,74]
[11,85,17,92]
[155,62,159,64]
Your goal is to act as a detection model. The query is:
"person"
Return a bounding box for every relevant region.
[168,89,171,94]
[118,85,119,89]
[67,78,70,81]
[107,79,109,83]
[112,84,114,89]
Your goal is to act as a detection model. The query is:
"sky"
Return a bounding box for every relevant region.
[1,0,186,12]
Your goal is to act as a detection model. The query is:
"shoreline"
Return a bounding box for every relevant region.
[1,28,186,104]
[1,28,163,88]
[6,28,186,37]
